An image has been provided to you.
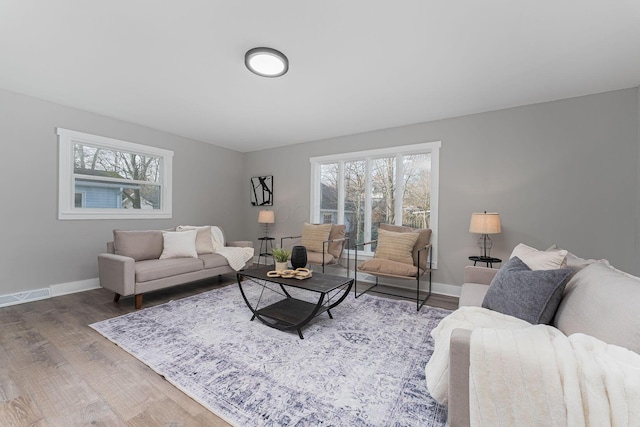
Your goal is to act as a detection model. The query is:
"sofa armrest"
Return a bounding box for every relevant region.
[226,240,254,248]
[448,328,472,427]
[463,265,498,285]
[98,253,136,297]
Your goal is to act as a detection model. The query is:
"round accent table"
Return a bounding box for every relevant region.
[468,256,502,268]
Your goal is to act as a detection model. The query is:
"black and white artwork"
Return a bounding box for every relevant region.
[250,176,273,206]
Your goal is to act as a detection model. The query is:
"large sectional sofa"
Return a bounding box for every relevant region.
[98,227,253,309]
[442,248,640,426]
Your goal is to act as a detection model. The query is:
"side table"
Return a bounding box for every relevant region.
[257,237,275,266]
[468,256,502,268]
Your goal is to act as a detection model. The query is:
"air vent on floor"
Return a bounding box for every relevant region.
[0,288,51,307]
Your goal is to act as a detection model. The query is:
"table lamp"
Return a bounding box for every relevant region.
[258,209,275,238]
[469,211,501,258]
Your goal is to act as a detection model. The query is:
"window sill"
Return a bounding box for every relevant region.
[58,210,172,220]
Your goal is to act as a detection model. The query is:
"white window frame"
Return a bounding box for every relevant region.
[57,128,174,220]
[310,141,441,268]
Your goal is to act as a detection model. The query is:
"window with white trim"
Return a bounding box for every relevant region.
[57,128,173,220]
[310,141,440,267]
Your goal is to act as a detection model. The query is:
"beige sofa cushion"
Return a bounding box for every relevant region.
[113,230,163,261]
[135,258,204,283]
[199,253,229,269]
[554,262,640,354]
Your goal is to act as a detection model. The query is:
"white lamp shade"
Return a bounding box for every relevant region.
[258,209,275,224]
[469,212,501,234]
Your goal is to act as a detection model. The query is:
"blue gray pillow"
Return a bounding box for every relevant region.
[482,256,573,324]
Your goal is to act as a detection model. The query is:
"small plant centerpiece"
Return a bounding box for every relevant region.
[271,248,291,272]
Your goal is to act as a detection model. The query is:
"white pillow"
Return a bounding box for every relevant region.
[160,230,198,259]
[176,225,214,254]
[510,243,568,270]
[546,244,609,270]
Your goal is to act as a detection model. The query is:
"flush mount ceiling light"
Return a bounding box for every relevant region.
[245,47,289,78]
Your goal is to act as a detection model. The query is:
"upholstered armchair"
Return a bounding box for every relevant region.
[280,223,349,273]
[354,224,432,310]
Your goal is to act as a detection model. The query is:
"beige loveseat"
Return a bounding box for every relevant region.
[447,253,640,426]
[98,227,253,309]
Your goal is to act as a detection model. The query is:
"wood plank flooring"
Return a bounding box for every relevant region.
[0,274,458,426]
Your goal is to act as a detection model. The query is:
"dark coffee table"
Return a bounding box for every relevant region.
[236,266,354,339]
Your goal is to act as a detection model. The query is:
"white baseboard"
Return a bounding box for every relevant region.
[431,282,462,297]
[0,278,101,308]
[0,272,460,308]
[50,278,101,297]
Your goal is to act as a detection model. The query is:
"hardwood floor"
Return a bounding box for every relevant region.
[0,274,458,426]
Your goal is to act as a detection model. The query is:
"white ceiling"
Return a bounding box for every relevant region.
[1,1,639,153]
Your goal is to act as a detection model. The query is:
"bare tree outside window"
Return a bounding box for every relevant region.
[402,154,431,229]
[371,157,396,226]
[316,156,431,250]
[345,160,366,249]
[310,142,440,259]
[320,163,339,223]
[58,127,173,220]
[73,143,161,210]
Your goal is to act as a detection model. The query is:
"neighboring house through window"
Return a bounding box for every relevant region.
[74,192,86,208]
[57,128,173,220]
[310,141,440,267]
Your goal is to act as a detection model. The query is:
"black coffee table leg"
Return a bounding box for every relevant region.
[236,272,353,339]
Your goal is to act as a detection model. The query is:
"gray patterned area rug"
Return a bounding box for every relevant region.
[90,282,450,426]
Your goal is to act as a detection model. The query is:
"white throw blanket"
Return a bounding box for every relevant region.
[425,307,640,426]
[425,306,531,405]
[210,226,254,271]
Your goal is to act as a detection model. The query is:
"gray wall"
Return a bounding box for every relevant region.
[1,87,638,297]
[244,88,640,291]
[0,89,245,295]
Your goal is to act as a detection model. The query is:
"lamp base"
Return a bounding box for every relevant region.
[477,234,493,258]
[262,223,271,239]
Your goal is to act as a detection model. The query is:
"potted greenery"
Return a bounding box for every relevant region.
[271,248,291,272]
